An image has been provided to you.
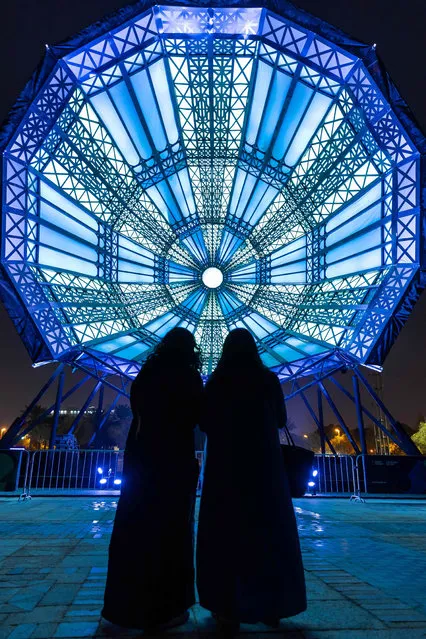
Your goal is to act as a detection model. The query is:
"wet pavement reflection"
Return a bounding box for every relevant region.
[0,496,425,638]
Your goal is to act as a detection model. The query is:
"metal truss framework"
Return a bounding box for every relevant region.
[0,1,424,382]
[1,355,420,456]
[0,363,131,450]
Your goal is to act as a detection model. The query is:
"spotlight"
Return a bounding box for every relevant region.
[312,469,318,477]
[99,478,107,485]
[308,481,315,487]
[97,467,103,474]
[113,479,122,486]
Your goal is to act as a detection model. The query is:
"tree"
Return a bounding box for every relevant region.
[90,403,132,449]
[73,412,98,448]
[302,425,355,454]
[411,421,426,455]
[328,432,354,455]
[388,441,404,455]
[104,404,132,449]
[20,404,53,450]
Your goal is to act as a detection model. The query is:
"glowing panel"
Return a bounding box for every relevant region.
[0,3,421,377]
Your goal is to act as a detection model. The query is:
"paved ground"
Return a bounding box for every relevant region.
[0,497,425,639]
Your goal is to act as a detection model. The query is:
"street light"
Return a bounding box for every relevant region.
[303,434,308,439]
[335,428,340,435]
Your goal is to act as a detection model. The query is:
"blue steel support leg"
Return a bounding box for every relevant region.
[296,387,337,455]
[352,374,368,494]
[328,375,406,451]
[67,382,102,436]
[317,387,326,455]
[14,375,92,443]
[49,367,65,449]
[352,375,368,456]
[354,368,421,456]
[87,392,121,447]
[319,381,361,455]
[1,364,65,448]
[96,385,104,430]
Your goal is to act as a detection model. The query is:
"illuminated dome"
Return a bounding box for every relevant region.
[0,2,424,378]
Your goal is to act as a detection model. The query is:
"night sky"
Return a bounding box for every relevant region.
[0,0,425,431]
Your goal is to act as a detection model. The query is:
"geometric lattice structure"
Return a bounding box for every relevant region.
[1,0,425,380]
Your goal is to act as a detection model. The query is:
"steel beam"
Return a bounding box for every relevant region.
[354,368,421,455]
[49,367,65,449]
[318,381,361,455]
[0,364,65,449]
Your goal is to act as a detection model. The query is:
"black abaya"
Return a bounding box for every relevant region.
[102,361,203,629]
[196,365,306,622]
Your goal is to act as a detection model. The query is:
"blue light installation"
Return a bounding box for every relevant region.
[0,3,424,379]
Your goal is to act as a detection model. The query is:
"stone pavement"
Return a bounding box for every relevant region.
[0,497,425,639]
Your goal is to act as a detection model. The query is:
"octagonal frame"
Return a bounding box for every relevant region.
[1,0,425,384]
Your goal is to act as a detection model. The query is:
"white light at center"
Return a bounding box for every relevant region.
[202,267,223,289]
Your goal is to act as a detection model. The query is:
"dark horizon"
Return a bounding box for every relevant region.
[1,0,425,433]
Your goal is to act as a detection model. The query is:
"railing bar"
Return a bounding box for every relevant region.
[28,452,36,494]
[67,452,72,490]
[79,452,83,489]
[47,451,52,491]
[344,458,348,492]
[19,451,28,491]
[45,452,49,491]
[30,452,36,492]
[317,455,322,493]
[316,456,321,493]
[93,451,98,490]
[75,452,79,490]
[114,451,119,486]
[69,452,75,490]
[346,458,352,492]
[74,452,78,490]
[41,451,45,490]
[36,452,41,491]
[54,452,59,490]
[88,451,93,490]
[61,451,66,490]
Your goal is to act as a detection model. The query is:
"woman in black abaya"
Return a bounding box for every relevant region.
[102,327,203,631]
[197,329,306,632]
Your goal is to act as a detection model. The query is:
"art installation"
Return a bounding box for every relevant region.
[0,0,424,452]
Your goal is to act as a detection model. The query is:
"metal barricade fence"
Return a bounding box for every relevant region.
[27,449,124,494]
[313,454,357,494]
[16,449,357,497]
[26,449,207,496]
[196,451,356,496]
[4,448,31,493]
[18,448,31,493]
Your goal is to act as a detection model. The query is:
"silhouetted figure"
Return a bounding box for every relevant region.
[102,328,203,631]
[196,329,306,632]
